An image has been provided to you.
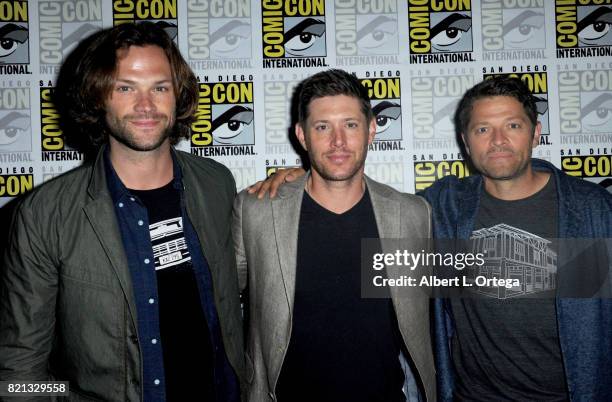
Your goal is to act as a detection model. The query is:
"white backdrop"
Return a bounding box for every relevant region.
[1,0,611,208]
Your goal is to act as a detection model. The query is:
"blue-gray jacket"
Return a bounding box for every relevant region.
[422,158,612,402]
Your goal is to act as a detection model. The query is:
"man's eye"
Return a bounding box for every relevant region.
[476,127,487,134]
[509,123,521,129]
[155,87,170,92]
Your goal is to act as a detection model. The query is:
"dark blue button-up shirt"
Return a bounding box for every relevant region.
[104,150,239,402]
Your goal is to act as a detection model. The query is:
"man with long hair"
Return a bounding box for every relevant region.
[0,23,244,401]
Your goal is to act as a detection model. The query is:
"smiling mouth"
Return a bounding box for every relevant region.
[326,152,352,163]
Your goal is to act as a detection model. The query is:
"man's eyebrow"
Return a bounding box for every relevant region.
[113,79,173,84]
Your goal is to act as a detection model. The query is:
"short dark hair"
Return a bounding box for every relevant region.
[454,75,537,136]
[57,22,197,151]
[296,69,373,126]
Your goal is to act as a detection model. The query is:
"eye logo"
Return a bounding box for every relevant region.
[210,20,251,58]
[581,93,612,133]
[283,17,325,57]
[430,13,472,53]
[373,101,401,138]
[578,6,612,47]
[0,111,30,149]
[212,105,254,145]
[357,15,398,55]
[503,9,545,49]
[0,23,28,62]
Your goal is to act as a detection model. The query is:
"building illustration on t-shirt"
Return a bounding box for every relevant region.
[468,223,557,299]
[149,217,192,270]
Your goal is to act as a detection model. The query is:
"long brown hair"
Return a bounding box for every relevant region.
[56,22,197,152]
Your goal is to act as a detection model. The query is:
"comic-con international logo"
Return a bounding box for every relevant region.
[39,85,83,162]
[410,69,474,150]
[191,76,255,157]
[359,72,404,152]
[0,166,33,206]
[261,0,328,68]
[187,0,253,70]
[38,0,103,75]
[335,0,400,66]
[413,155,470,191]
[481,0,546,61]
[558,65,612,145]
[113,0,178,41]
[0,86,33,164]
[407,0,475,64]
[0,0,31,74]
[483,67,551,145]
[556,0,612,58]
[561,150,612,192]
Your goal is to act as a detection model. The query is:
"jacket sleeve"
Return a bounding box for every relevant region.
[232,192,248,292]
[0,201,57,383]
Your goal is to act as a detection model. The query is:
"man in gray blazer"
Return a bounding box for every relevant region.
[233,69,435,402]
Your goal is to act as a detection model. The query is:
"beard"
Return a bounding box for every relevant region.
[106,112,174,152]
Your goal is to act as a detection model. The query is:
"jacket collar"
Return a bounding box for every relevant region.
[455,158,582,238]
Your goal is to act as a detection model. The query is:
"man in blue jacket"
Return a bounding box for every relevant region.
[423,76,612,401]
[254,76,612,401]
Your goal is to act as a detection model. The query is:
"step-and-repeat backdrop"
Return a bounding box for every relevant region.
[1,0,611,208]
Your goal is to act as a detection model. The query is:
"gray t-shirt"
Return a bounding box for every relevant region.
[451,176,568,401]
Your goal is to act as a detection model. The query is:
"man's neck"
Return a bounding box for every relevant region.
[109,141,174,190]
[306,171,366,214]
[483,166,551,201]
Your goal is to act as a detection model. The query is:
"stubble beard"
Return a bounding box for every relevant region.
[308,144,368,182]
[107,113,174,152]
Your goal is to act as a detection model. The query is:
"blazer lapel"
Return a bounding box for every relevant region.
[270,176,307,313]
[83,198,138,330]
[366,177,428,340]
[84,151,138,331]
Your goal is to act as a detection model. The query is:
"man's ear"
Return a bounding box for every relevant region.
[295,123,307,151]
[532,121,542,148]
[368,118,376,145]
[461,133,470,155]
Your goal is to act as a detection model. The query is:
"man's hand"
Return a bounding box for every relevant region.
[247,168,306,199]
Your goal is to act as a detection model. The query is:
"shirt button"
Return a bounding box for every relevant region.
[154,379,160,386]
[144,258,150,264]
[130,197,135,202]
[148,298,155,304]
[138,220,144,226]
[118,202,124,208]
[151,338,158,344]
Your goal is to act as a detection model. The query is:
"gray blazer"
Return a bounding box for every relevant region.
[233,174,436,402]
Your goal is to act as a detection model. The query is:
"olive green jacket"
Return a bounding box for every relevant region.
[0,148,244,401]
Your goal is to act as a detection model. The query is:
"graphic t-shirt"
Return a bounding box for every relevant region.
[451,176,568,401]
[131,182,215,401]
